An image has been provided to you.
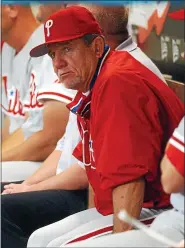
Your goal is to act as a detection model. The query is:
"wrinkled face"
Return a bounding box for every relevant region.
[36,4,66,23]
[1,5,15,40]
[48,37,102,92]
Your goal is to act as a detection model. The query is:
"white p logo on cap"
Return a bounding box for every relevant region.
[45,20,53,37]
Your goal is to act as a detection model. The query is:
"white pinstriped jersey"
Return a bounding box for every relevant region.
[1,25,75,138]
[55,112,83,174]
[169,117,184,214]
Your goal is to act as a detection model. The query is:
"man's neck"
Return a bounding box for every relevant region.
[6,18,40,54]
[105,33,129,50]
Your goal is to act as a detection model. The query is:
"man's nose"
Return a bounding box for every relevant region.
[53,53,67,69]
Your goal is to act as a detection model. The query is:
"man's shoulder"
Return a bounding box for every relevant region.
[99,50,165,88]
[128,47,166,83]
[98,51,144,87]
[116,37,165,83]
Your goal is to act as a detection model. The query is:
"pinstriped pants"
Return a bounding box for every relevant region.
[65,209,184,247]
[27,207,166,247]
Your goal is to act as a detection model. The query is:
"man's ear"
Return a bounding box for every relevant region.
[8,5,19,18]
[92,36,105,58]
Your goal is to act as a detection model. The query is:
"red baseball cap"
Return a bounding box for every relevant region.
[168,9,184,20]
[30,6,102,57]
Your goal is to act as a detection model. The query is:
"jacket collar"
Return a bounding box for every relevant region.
[116,36,137,52]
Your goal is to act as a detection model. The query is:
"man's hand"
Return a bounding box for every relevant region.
[2,182,32,194]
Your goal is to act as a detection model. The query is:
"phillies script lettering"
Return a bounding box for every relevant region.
[78,118,95,168]
[24,73,43,109]
[2,73,43,117]
[2,76,25,116]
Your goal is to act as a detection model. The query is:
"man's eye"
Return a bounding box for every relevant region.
[48,52,55,59]
[63,47,71,52]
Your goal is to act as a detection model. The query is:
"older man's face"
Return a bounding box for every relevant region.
[48,38,100,92]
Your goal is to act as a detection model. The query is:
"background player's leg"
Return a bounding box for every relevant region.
[151,209,184,236]
[2,189,87,248]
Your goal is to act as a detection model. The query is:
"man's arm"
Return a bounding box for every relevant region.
[2,100,69,161]
[113,177,145,233]
[93,74,155,232]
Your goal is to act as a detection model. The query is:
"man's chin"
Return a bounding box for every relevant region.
[63,81,78,91]
[61,78,81,91]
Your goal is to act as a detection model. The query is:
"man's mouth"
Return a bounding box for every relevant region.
[60,72,71,77]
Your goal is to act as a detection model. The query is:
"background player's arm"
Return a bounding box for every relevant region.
[112,177,145,233]
[161,155,184,194]
[2,116,11,142]
[161,117,184,194]
[177,240,185,248]
[2,149,61,195]
[23,149,62,185]
[88,183,95,208]
[2,127,24,152]
[2,100,69,161]
[2,112,29,151]
[3,163,88,194]
[28,163,88,191]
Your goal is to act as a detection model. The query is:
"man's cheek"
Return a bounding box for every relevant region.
[53,66,57,74]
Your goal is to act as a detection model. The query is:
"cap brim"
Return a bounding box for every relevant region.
[30,43,48,57]
[30,33,87,58]
[30,39,65,57]
[168,9,184,20]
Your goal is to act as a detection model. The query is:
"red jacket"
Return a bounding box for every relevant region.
[69,50,184,215]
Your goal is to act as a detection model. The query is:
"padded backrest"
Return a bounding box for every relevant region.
[165,78,185,103]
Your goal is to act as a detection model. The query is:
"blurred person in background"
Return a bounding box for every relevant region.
[1,5,74,179]
[1,110,88,248]
[26,5,183,248]
[36,3,66,23]
[1,4,89,248]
